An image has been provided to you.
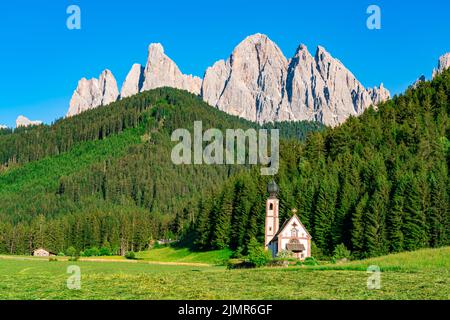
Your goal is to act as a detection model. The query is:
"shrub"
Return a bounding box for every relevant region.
[311,242,327,260]
[88,247,100,257]
[68,256,79,262]
[99,246,112,256]
[268,259,290,267]
[48,257,58,262]
[276,250,294,259]
[227,259,253,269]
[84,247,100,257]
[125,251,136,260]
[332,243,352,263]
[65,246,77,257]
[57,252,65,256]
[303,256,319,266]
[247,238,272,267]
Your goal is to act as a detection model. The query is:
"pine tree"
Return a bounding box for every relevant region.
[403,175,427,251]
[351,193,368,257]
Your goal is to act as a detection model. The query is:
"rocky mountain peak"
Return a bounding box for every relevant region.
[66,34,390,126]
[67,69,119,117]
[141,43,202,94]
[432,53,450,78]
[120,63,145,99]
[16,115,42,128]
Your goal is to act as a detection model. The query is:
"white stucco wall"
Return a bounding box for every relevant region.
[33,249,50,257]
[277,216,311,259]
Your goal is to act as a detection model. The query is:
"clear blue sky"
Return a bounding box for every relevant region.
[1,0,449,127]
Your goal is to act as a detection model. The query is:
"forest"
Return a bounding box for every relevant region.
[187,69,450,258]
[0,66,449,258]
[0,88,322,255]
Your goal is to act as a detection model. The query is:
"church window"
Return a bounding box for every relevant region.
[269,203,273,210]
[291,228,298,237]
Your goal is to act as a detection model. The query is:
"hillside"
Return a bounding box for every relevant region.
[189,69,450,258]
[0,88,323,255]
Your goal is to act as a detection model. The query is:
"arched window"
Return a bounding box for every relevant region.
[269,203,273,210]
[291,227,298,238]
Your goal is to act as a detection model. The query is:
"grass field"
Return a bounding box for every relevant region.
[0,247,448,300]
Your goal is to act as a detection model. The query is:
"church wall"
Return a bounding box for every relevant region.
[277,216,311,259]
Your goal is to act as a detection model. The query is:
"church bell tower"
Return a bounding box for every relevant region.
[265,180,280,248]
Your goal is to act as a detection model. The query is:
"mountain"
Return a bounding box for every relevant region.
[0,125,7,129]
[0,87,323,255]
[68,34,389,126]
[190,68,450,257]
[203,34,389,126]
[67,70,120,117]
[69,45,201,117]
[15,115,42,128]
[433,53,450,79]
[120,63,145,98]
[140,43,202,95]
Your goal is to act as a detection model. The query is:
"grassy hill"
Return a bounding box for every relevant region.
[0,247,447,299]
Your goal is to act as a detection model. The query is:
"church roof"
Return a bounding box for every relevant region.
[269,214,312,243]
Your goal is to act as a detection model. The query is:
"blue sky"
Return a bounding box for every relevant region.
[0,0,449,127]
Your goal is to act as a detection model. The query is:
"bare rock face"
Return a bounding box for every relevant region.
[409,75,426,90]
[67,69,119,117]
[16,115,42,128]
[66,34,389,126]
[141,43,202,95]
[120,63,145,99]
[203,34,288,122]
[202,34,389,126]
[432,53,450,79]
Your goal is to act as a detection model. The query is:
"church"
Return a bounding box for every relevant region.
[265,180,312,260]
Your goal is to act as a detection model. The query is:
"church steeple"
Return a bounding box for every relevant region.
[265,180,280,248]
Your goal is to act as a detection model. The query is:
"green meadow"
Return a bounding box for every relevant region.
[0,247,448,300]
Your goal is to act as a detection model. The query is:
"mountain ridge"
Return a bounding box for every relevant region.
[67,33,391,127]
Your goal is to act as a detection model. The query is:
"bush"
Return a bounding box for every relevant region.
[83,247,100,257]
[303,257,319,266]
[57,252,65,257]
[99,246,112,256]
[227,259,253,269]
[125,251,136,260]
[65,246,77,257]
[267,259,290,267]
[48,257,58,262]
[68,256,79,262]
[276,250,294,259]
[311,242,327,260]
[247,238,272,268]
[332,243,352,263]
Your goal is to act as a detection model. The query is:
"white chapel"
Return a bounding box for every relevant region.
[265,180,312,260]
